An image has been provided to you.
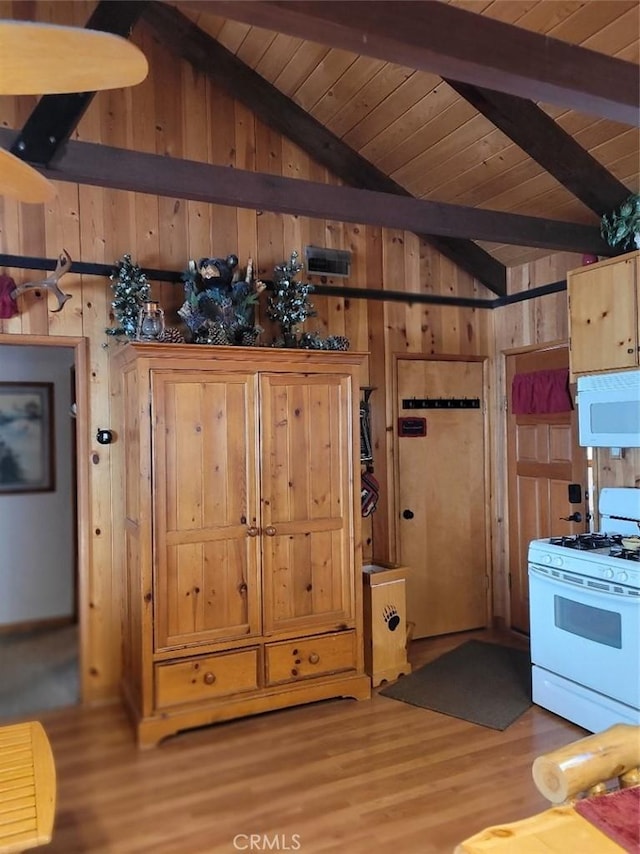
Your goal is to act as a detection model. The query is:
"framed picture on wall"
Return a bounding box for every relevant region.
[0,382,54,493]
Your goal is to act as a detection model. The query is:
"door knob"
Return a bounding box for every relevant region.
[264,525,277,536]
[560,512,582,523]
[402,509,414,520]
[246,526,259,537]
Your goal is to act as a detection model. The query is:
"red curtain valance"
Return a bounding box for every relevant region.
[511,368,573,415]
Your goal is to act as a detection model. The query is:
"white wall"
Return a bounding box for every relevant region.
[0,344,76,626]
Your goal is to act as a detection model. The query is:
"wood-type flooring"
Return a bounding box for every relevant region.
[3,628,585,853]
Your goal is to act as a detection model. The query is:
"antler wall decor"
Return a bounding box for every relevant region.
[11,249,73,312]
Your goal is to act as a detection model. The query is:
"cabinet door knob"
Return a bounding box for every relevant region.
[247,526,259,537]
[308,652,320,665]
[264,526,277,536]
[203,672,216,685]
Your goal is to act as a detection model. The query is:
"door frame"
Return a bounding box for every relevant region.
[392,352,492,631]
[0,333,90,703]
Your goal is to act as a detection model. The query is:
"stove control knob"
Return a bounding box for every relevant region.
[543,555,552,565]
[604,569,614,580]
[553,556,563,567]
[618,572,628,583]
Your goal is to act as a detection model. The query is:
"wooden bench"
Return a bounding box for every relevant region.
[455,723,640,853]
[0,722,56,853]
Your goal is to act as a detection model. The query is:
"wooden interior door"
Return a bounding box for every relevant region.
[260,372,354,636]
[152,370,261,651]
[396,358,488,639]
[506,347,588,633]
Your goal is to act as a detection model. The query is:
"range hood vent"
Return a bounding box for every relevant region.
[305,246,351,278]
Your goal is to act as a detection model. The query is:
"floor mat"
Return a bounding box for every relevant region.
[379,639,532,730]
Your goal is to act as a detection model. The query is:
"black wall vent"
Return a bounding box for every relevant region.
[305,246,351,277]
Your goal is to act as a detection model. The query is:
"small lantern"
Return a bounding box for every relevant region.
[137,300,165,341]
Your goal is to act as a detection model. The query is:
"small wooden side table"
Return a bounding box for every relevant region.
[0,721,56,853]
[363,563,412,687]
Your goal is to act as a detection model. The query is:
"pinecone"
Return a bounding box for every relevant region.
[327,335,350,351]
[239,328,260,347]
[197,321,229,345]
[158,326,185,344]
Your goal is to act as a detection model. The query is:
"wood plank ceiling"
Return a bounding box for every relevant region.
[1,0,638,283]
[171,0,640,267]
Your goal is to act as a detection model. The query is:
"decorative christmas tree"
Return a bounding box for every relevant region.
[106,253,150,338]
[267,250,316,347]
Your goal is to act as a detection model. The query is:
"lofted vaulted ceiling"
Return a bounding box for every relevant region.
[1,0,639,295]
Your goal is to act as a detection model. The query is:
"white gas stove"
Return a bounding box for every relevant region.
[528,487,640,732]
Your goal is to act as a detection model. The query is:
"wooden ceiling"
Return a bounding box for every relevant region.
[170,0,639,268]
[1,0,639,290]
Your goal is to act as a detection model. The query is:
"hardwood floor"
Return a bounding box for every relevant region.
[5,629,585,853]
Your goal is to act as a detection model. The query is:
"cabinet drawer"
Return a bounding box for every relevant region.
[265,631,357,686]
[155,648,259,709]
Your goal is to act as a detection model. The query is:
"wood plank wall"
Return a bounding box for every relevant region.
[0,1,631,702]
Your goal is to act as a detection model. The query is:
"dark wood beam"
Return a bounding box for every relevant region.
[0,251,567,309]
[447,80,632,218]
[142,2,506,295]
[0,128,611,255]
[179,1,640,126]
[10,2,148,166]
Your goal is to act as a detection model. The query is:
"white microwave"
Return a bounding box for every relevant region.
[576,369,640,447]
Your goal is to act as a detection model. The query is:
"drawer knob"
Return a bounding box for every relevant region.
[264,526,277,537]
[308,652,320,665]
[203,672,216,685]
[247,526,259,537]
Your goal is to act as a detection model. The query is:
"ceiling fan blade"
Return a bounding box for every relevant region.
[0,147,56,203]
[0,21,148,95]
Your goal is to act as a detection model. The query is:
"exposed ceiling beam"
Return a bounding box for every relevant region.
[178,1,640,126]
[143,2,506,295]
[447,80,632,218]
[10,2,149,166]
[0,128,611,255]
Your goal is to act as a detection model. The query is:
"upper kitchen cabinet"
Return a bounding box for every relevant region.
[568,251,639,380]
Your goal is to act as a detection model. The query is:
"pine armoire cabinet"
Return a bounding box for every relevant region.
[111,343,370,747]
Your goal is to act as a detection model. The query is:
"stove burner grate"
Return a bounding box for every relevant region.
[609,546,640,562]
[549,533,622,551]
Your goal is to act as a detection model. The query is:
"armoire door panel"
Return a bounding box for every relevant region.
[262,529,352,633]
[260,373,354,635]
[260,375,350,523]
[153,371,261,650]
[157,539,259,649]
[160,376,257,531]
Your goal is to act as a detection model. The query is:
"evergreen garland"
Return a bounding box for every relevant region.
[106,254,150,338]
[601,193,640,251]
[267,250,316,347]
